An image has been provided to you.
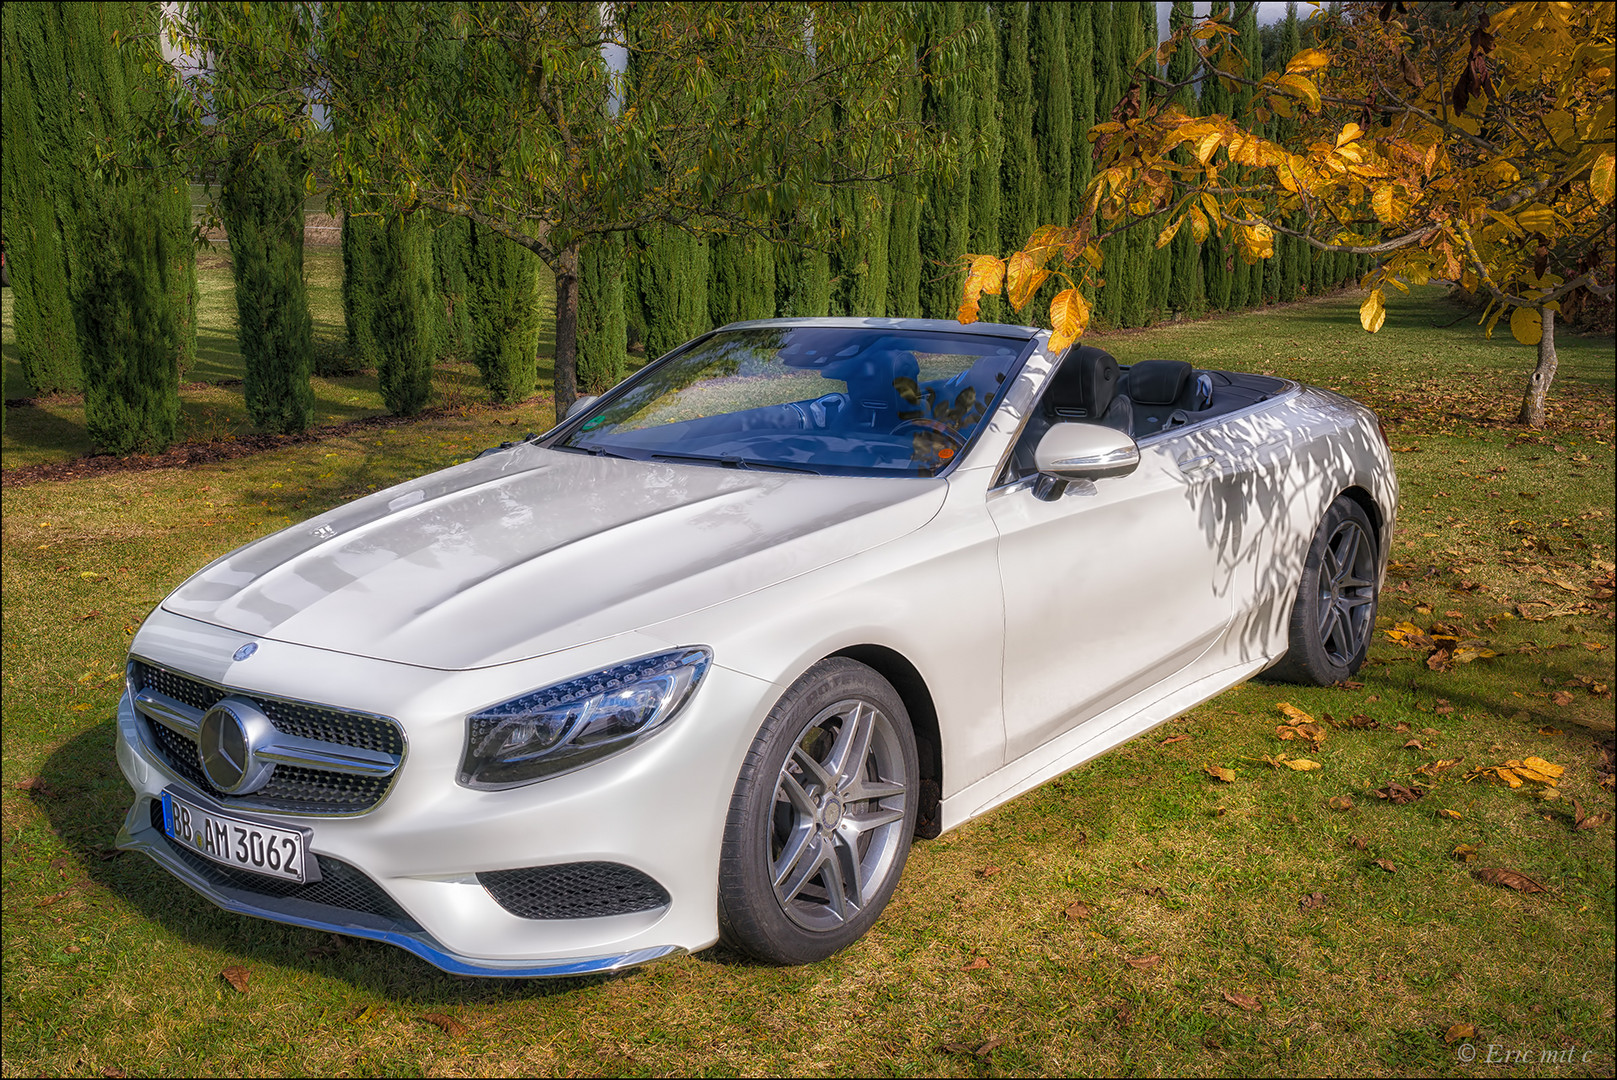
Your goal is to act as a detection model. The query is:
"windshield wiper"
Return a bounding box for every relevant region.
[553,443,639,461]
[648,452,823,475]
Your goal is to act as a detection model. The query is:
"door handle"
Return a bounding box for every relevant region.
[1177,454,1217,475]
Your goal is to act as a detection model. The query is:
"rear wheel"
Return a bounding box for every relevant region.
[718,658,918,965]
[1268,497,1379,685]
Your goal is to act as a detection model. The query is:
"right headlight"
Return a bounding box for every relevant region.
[458,647,711,790]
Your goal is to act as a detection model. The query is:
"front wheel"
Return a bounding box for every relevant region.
[1268,496,1380,685]
[718,658,918,965]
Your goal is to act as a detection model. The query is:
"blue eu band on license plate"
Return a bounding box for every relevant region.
[161,790,310,884]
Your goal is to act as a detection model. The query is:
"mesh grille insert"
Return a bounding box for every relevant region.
[479,863,671,920]
[146,720,392,814]
[132,661,404,756]
[132,661,401,815]
[148,800,419,930]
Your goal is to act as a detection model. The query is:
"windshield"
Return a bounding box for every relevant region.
[555,326,1031,476]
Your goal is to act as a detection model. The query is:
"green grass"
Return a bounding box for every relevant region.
[2,286,1613,1077]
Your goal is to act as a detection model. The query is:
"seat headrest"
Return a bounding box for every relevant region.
[1127,359,1193,406]
[1043,345,1120,421]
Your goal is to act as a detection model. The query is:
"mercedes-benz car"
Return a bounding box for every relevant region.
[114,317,1396,976]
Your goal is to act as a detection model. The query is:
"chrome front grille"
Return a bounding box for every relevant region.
[131,660,403,816]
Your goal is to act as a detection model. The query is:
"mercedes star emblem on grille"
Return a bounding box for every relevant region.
[198,697,277,795]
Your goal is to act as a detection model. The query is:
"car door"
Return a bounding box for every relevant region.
[987,433,1237,763]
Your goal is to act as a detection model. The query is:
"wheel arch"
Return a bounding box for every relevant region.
[1338,485,1387,557]
[829,644,943,839]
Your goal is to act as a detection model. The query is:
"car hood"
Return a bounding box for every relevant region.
[161,445,946,670]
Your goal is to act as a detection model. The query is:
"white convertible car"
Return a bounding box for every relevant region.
[115,318,1396,975]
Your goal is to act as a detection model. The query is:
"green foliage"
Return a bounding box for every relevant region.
[1030,1,1071,231]
[220,143,315,434]
[968,5,1001,323]
[997,2,1037,257]
[431,214,472,361]
[577,233,627,396]
[77,187,179,455]
[2,2,191,397]
[1068,4,1096,204]
[1165,0,1203,314]
[0,3,82,393]
[636,229,711,358]
[830,189,891,318]
[710,234,777,326]
[774,231,831,319]
[1117,2,1153,328]
[340,211,383,372]
[466,221,541,404]
[918,2,971,321]
[374,214,436,416]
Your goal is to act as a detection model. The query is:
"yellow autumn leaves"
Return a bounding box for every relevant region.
[956,228,1098,354]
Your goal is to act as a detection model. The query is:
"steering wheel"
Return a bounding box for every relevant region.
[893,418,968,466]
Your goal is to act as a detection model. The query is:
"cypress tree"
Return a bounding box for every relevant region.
[1117,2,1153,327]
[432,214,473,360]
[1069,4,1096,205]
[1092,4,1125,325]
[969,3,1002,322]
[1237,2,1265,308]
[78,191,179,455]
[466,222,542,403]
[775,231,831,318]
[341,211,385,371]
[1198,6,1235,312]
[1137,2,1174,319]
[1165,0,1203,314]
[374,213,437,416]
[830,189,892,318]
[0,2,82,393]
[2,3,191,398]
[578,233,627,395]
[918,1,971,321]
[635,229,711,355]
[68,3,190,450]
[1030,1,1071,230]
[220,142,315,433]
[887,53,923,319]
[997,2,1037,257]
[710,234,777,325]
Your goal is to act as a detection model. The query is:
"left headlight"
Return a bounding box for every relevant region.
[458,648,711,790]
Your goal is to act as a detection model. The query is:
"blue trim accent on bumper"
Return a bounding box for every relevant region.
[115,819,683,979]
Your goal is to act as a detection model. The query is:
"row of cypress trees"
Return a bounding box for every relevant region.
[4,3,1369,451]
[614,0,1365,376]
[1,2,196,450]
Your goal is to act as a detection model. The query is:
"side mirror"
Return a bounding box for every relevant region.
[1034,422,1140,482]
[565,395,600,421]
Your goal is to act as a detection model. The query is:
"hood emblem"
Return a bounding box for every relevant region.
[233,643,258,662]
[198,697,277,795]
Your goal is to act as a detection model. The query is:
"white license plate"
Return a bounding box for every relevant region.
[161,789,310,884]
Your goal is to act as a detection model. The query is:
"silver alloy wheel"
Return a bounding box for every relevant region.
[1318,518,1377,666]
[768,697,909,933]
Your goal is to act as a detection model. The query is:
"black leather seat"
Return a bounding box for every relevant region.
[1042,345,1133,435]
[1124,359,1200,436]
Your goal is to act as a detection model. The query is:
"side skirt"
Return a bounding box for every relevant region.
[937,650,1270,832]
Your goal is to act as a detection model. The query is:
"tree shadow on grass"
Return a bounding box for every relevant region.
[35,720,639,1004]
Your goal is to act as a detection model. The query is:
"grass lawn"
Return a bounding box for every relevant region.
[2,285,1613,1077]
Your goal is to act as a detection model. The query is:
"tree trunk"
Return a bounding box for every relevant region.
[552,241,581,426]
[1516,307,1558,428]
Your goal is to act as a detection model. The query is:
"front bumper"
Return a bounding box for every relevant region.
[114,610,778,977]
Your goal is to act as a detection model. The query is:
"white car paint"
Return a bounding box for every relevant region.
[114,317,1396,976]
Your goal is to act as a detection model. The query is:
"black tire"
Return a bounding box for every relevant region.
[718,657,919,965]
[1267,496,1380,686]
